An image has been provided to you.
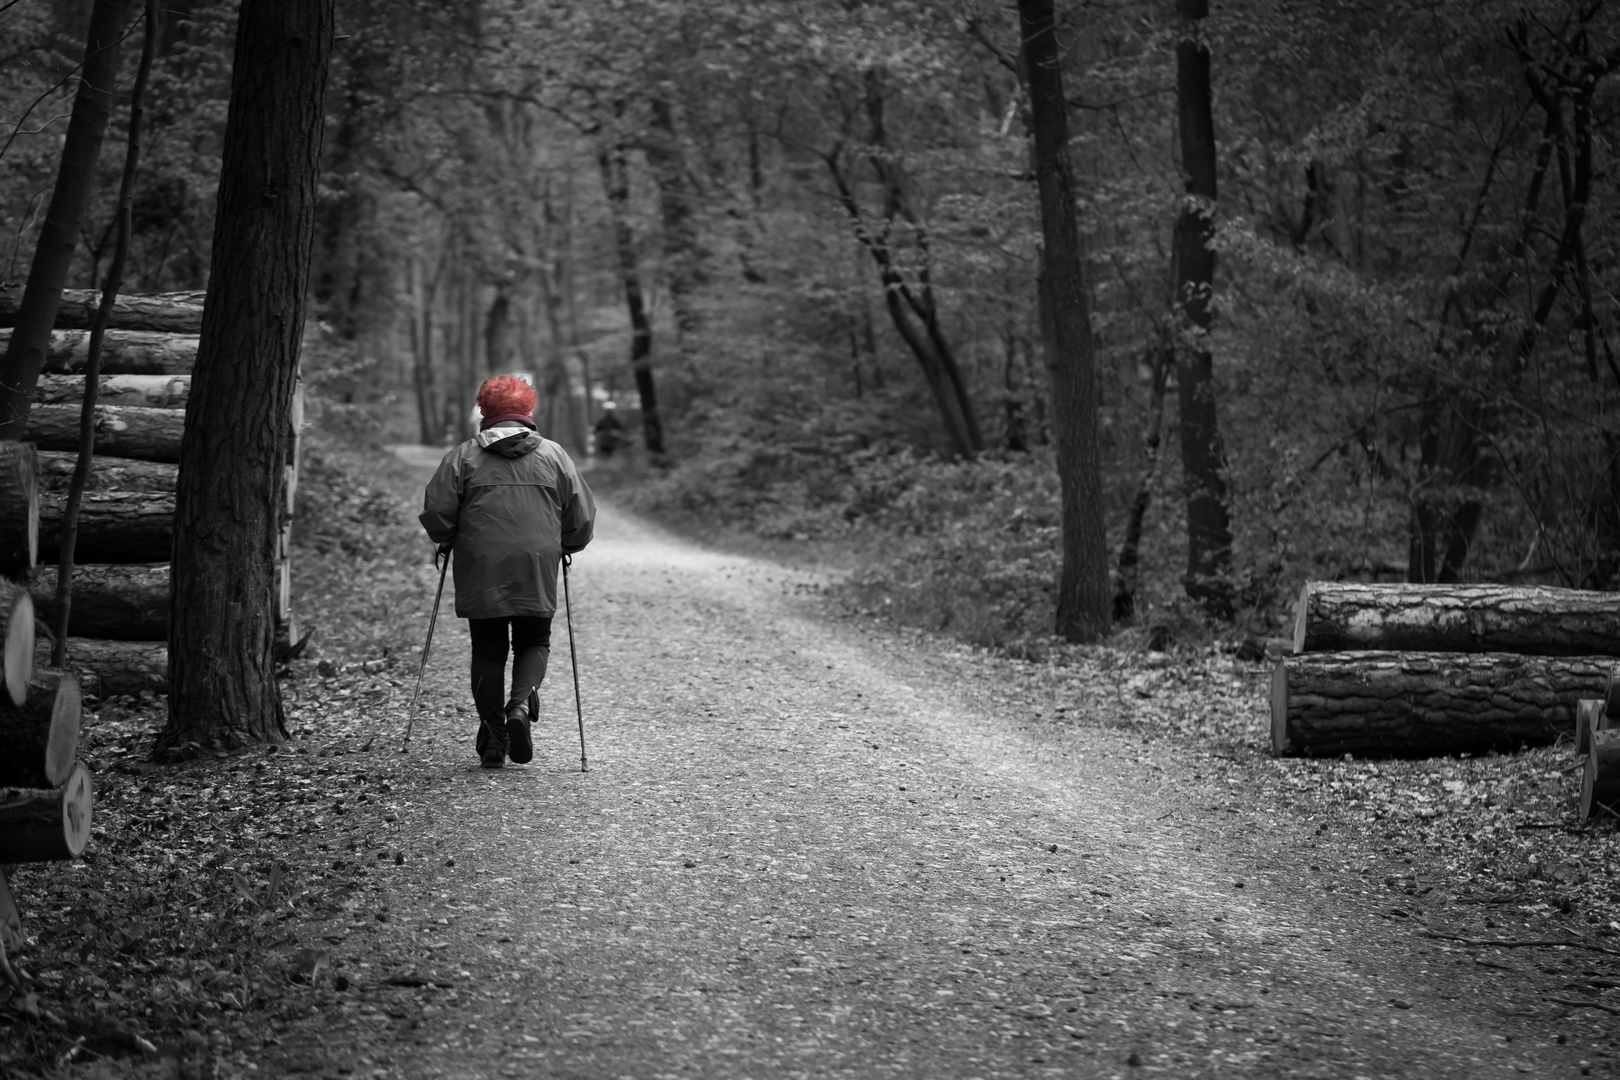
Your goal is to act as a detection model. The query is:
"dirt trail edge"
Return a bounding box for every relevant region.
[263,483,1597,1079]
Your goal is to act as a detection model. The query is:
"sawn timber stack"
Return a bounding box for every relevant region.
[1274,581,1620,758]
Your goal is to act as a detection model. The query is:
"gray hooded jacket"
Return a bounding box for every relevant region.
[419,422,595,620]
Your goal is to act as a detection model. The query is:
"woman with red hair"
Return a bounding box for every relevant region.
[420,374,596,768]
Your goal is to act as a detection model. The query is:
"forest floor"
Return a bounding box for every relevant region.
[1,431,1618,1079]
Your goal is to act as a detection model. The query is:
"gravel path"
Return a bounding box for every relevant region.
[263,458,1599,1079]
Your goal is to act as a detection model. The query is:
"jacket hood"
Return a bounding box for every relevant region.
[475,424,542,458]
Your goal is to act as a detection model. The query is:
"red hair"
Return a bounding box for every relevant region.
[476,374,536,418]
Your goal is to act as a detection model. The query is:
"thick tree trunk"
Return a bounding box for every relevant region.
[65,638,167,697]
[1271,650,1612,757]
[1172,0,1235,618]
[0,289,205,334]
[1020,0,1110,642]
[1583,728,1620,821]
[0,442,39,578]
[38,491,173,564]
[35,451,175,494]
[33,374,189,409]
[0,0,138,440]
[0,762,92,862]
[1294,581,1620,655]
[0,667,81,788]
[0,582,36,707]
[24,403,184,462]
[31,565,168,640]
[0,329,198,376]
[160,0,330,753]
[599,141,666,458]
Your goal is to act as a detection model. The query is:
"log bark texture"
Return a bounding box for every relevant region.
[1583,728,1620,821]
[0,329,198,376]
[38,490,174,564]
[1,581,35,707]
[0,441,38,578]
[23,403,184,462]
[0,666,80,787]
[1293,581,1620,656]
[1271,650,1613,757]
[66,638,166,697]
[35,450,175,494]
[0,761,92,861]
[33,373,189,409]
[31,564,167,640]
[0,288,205,334]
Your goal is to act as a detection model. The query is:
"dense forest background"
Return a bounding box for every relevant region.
[5,0,1619,649]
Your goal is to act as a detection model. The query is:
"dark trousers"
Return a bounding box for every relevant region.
[468,616,552,726]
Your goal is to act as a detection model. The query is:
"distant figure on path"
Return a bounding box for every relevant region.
[419,375,596,768]
[592,401,625,458]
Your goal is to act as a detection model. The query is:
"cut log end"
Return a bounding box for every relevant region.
[0,666,81,788]
[3,586,35,707]
[1584,729,1620,822]
[1577,699,1605,756]
[0,760,93,862]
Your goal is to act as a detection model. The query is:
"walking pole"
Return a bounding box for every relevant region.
[402,544,450,752]
[562,554,588,772]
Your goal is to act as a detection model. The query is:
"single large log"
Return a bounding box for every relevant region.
[0,761,92,862]
[0,328,199,376]
[0,287,205,334]
[38,490,174,564]
[1582,729,1620,821]
[1,581,35,706]
[33,373,189,409]
[1293,582,1620,656]
[1271,651,1613,757]
[0,441,38,578]
[23,403,184,463]
[65,638,166,697]
[0,667,80,788]
[31,564,167,641]
[36,450,176,494]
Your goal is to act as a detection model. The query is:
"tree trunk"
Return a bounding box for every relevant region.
[1583,728,1620,821]
[0,667,81,788]
[160,0,330,754]
[32,565,168,640]
[0,762,92,862]
[599,140,666,458]
[0,289,205,335]
[0,442,39,579]
[35,451,175,494]
[1020,0,1111,643]
[33,374,189,409]
[1271,650,1611,757]
[38,490,174,563]
[0,0,138,440]
[0,328,199,376]
[64,638,167,697]
[24,403,185,462]
[1172,0,1235,618]
[1294,581,1620,656]
[646,98,703,353]
[1,582,36,707]
[1115,335,1172,621]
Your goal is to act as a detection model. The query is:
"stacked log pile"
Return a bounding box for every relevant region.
[1273,581,1620,820]
[0,288,304,696]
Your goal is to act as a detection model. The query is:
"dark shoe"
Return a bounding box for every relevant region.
[478,718,507,768]
[506,705,533,765]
